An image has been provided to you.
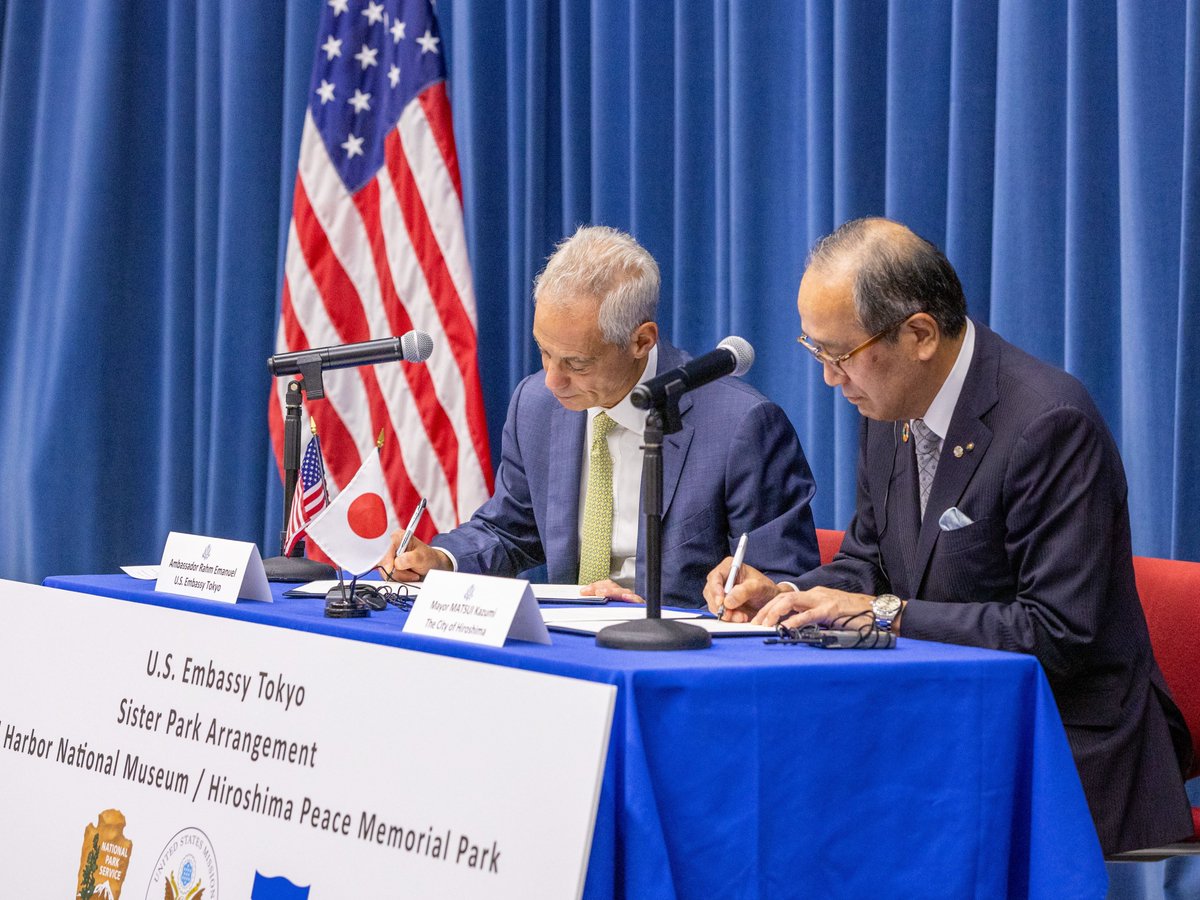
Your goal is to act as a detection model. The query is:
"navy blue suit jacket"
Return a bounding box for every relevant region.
[794,321,1192,853]
[433,339,819,607]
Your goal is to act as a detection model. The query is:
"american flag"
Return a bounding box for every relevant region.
[271,0,493,556]
[283,435,330,556]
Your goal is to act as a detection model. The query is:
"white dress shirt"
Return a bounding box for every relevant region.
[912,318,976,441]
[577,345,658,587]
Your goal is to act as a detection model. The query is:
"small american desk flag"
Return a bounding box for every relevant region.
[283,435,330,557]
[271,0,493,557]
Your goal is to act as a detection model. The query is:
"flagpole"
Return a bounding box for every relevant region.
[280,380,304,555]
[323,430,386,619]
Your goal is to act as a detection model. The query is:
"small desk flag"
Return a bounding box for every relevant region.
[305,448,397,576]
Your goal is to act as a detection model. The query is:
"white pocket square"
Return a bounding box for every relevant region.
[938,507,974,531]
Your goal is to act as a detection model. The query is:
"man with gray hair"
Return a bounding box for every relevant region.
[383,225,819,606]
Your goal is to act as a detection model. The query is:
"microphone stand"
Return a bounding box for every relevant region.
[262,376,338,585]
[595,381,712,651]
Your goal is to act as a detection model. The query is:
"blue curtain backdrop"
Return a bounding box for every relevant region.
[0,0,1196,584]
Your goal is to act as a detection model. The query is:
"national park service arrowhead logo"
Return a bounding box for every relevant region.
[77,809,133,900]
[145,827,218,899]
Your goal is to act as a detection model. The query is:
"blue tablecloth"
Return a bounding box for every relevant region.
[44,575,1107,898]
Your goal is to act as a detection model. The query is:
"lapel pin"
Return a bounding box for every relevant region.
[966,442,975,452]
[953,445,964,458]
[902,423,910,443]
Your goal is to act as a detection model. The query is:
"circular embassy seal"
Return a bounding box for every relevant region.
[145,827,219,900]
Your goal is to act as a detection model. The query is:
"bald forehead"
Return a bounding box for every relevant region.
[797,267,863,346]
[810,219,914,273]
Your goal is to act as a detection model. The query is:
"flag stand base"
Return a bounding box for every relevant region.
[324,586,371,618]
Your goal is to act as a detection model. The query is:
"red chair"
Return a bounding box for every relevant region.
[1106,555,1200,858]
[815,528,844,566]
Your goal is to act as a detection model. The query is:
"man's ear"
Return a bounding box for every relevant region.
[906,313,940,361]
[631,321,658,358]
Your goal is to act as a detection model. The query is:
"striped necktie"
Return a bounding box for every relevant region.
[578,412,620,584]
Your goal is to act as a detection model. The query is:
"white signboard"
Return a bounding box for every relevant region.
[155,531,272,604]
[405,570,551,647]
[0,580,615,898]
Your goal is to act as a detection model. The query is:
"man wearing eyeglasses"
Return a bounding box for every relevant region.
[704,217,1192,854]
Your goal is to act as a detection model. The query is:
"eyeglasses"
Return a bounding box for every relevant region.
[796,315,913,374]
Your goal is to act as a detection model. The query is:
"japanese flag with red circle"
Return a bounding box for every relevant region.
[305,447,397,576]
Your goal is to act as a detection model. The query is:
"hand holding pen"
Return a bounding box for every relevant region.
[715,532,749,621]
[378,498,449,581]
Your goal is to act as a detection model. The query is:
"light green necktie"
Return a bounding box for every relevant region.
[578,411,619,584]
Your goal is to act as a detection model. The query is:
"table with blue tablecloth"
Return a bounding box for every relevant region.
[44,574,1107,898]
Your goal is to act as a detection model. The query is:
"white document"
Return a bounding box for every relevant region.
[532,583,594,601]
[405,570,551,646]
[541,607,699,624]
[283,578,420,598]
[121,565,160,580]
[548,617,763,637]
[155,531,272,604]
[681,619,777,636]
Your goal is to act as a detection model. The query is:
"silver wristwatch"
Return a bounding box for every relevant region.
[872,594,903,632]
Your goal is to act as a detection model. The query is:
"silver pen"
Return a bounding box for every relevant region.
[716,532,749,621]
[395,497,428,560]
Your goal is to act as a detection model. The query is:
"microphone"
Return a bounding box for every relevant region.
[268,331,433,377]
[631,336,754,410]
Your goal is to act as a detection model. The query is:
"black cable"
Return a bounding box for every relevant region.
[874,420,902,591]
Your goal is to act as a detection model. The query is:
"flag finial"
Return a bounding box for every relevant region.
[309,416,318,436]
[376,429,385,448]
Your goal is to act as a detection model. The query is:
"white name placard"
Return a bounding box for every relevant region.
[155,531,271,604]
[405,570,551,647]
[0,579,614,899]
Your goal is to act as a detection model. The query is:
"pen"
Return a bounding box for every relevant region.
[395,497,428,560]
[716,532,749,621]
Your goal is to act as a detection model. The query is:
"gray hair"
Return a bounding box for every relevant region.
[533,225,660,345]
[807,217,967,340]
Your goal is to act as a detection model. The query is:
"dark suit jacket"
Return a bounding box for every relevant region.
[434,339,820,608]
[793,321,1192,853]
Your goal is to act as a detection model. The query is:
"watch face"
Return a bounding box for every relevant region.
[873,595,902,618]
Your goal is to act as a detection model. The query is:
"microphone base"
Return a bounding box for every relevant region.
[595,618,712,651]
[323,586,372,618]
[263,555,338,583]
